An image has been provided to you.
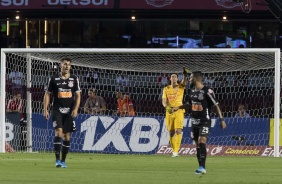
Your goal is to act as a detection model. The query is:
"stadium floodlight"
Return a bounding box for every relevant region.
[0,48,280,157]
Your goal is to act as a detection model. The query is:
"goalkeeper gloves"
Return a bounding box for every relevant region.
[166,106,173,114]
[183,67,189,76]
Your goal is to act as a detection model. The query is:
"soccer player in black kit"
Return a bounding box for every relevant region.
[173,71,226,174]
[43,58,81,168]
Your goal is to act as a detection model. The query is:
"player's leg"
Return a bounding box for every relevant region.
[170,129,178,157]
[60,114,73,168]
[52,110,64,167]
[191,125,200,167]
[165,113,176,156]
[61,132,70,168]
[173,110,184,156]
[195,121,211,174]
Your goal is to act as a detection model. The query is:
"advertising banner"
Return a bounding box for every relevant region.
[120,0,267,10]
[0,0,114,10]
[31,114,270,155]
[0,0,267,10]
[156,144,282,157]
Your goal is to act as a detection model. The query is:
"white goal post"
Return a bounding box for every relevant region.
[0,48,280,157]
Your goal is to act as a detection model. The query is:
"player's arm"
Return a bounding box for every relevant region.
[162,97,173,113]
[180,67,189,86]
[161,88,167,108]
[207,89,226,129]
[43,92,50,120]
[175,103,190,110]
[72,91,81,118]
[162,97,167,108]
[43,77,53,120]
[173,102,191,112]
[215,104,226,129]
[72,76,81,117]
[162,89,173,113]
[161,90,170,109]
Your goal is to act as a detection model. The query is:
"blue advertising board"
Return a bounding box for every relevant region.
[31,114,270,153]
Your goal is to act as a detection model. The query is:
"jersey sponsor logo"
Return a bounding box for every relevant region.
[58,91,72,98]
[191,103,203,111]
[59,107,70,114]
[62,81,67,85]
[69,78,74,80]
[68,81,74,87]
[215,0,241,9]
[145,0,174,8]
[58,88,72,98]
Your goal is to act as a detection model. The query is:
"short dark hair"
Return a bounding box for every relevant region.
[88,88,96,93]
[192,71,203,81]
[60,57,72,63]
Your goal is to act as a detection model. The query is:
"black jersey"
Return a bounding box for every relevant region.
[46,73,81,113]
[188,86,218,122]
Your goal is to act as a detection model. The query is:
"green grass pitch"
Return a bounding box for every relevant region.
[0,153,281,184]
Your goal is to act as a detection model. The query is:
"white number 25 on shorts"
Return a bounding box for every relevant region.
[202,127,209,134]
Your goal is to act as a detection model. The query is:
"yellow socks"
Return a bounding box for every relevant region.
[175,133,182,153]
[169,136,176,152]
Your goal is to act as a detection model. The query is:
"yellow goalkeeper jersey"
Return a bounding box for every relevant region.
[162,84,185,108]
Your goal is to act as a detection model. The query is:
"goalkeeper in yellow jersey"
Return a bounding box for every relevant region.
[162,68,188,157]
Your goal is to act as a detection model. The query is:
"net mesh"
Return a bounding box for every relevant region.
[1,49,279,155]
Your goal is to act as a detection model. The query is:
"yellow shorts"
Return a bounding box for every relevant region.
[165,109,185,131]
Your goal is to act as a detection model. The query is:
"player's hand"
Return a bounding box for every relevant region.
[166,106,173,114]
[183,67,189,75]
[71,109,78,118]
[44,111,49,120]
[220,119,226,129]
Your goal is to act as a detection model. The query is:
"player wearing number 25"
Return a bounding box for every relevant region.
[43,58,81,168]
[174,71,226,175]
[162,68,188,158]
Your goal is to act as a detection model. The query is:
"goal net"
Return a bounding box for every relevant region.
[0,48,281,157]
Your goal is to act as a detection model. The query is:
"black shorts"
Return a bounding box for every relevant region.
[52,110,76,133]
[191,121,211,141]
